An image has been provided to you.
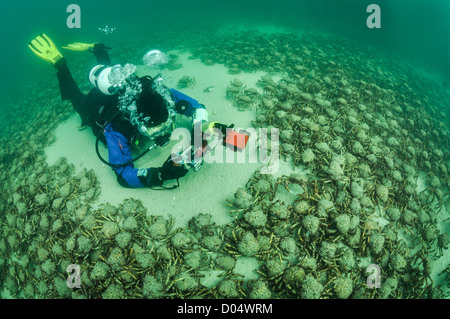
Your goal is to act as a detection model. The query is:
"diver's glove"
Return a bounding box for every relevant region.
[159,155,188,181]
[137,168,163,187]
[136,156,188,188]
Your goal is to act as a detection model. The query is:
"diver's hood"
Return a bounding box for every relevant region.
[89,65,120,95]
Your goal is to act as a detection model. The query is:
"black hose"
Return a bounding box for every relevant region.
[95,134,156,168]
[95,74,166,168]
[95,111,156,168]
[95,121,181,190]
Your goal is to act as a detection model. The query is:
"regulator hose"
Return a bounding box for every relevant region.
[95,111,156,168]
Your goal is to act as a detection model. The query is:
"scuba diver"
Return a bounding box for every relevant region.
[27,33,211,189]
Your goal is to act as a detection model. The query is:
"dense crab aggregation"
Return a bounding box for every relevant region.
[0,26,449,299]
[226,78,261,111]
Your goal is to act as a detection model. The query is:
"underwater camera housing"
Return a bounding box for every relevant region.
[211,122,250,152]
[169,122,251,172]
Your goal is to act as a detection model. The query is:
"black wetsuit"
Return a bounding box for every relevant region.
[55,45,135,145]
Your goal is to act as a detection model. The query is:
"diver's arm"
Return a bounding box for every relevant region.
[55,58,86,113]
[103,124,186,188]
[103,124,161,188]
[170,88,208,125]
[170,89,205,116]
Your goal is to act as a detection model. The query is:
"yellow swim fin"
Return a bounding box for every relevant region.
[62,42,96,51]
[28,33,63,65]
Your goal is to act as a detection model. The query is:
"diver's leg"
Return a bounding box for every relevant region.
[103,124,143,187]
[55,58,86,114]
[103,124,161,188]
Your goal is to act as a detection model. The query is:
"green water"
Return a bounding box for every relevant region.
[1,1,450,102]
